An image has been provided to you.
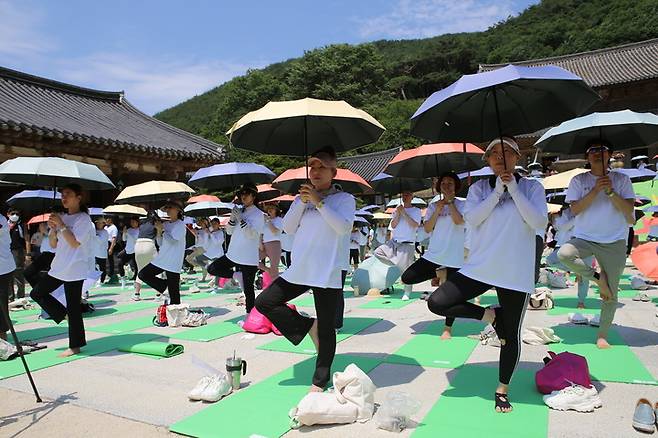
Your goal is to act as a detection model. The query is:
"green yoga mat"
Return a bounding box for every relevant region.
[291,290,354,307]
[89,307,225,335]
[413,365,548,438]
[547,296,601,315]
[0,333,161,379]
[170,354,382,438]
[358,292,422,309]
[9,298,114,319]
[593,287,637,299]
[550,326,657,385]
[167,316,244,342]
[385,321,483,369]
[118,341,184,358]
[258,317,381,355]
[13,325,69,343]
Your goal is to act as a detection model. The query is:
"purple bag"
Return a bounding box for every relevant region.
[535,351,592,394]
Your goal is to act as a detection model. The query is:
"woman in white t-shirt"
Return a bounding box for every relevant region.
[402,172,465,340]
[259,204,284,281]
[185,217,211,285]
[427,138,547,413]
[30,184,95,357]
[0,212,17,340]
[256,147,355,392]
[280,230,294,267]
[137,200,187,305]
[207,183,265,313]
[349,226,361,270]
[118,217,139,280]
[93,217,109,283]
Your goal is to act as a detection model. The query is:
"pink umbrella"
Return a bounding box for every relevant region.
[187,194,220,204]
[631,242,658,280]
[273,167,371,194]
[27,213,50,225]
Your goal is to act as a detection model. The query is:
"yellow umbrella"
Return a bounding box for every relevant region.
[103,204,147,216]
[542,168,589,190]
[547,203,562,214]
[115,181,195,204]
[373,212,392,220]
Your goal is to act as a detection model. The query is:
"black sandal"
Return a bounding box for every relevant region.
[491,306,507,346]
[495,392,513,413]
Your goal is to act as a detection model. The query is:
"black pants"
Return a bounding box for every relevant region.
[107,242,115,277]
[349,248,360,266]
[95,257,107,283]
[11,248,25,300]
[402,258,456,327]
[30,275,86,349]
[427,272,529,385]
[207,255,258,313]
[0,272,13,333]
[535,235,544,284]
[255,277,340,388]
[626,227,634,255]
[25,251,55,288]
[281,251,291,268]
[117,250,137,279]
[335,270,347,329]
[138,264,181,305]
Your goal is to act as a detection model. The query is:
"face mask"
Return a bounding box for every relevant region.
[8,215,19,222]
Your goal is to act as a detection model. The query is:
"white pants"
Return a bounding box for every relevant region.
[134,238,157,285]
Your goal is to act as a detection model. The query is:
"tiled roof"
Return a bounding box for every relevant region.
[479,38,658,88]
[0,66,224,161]
[337,147,402,181]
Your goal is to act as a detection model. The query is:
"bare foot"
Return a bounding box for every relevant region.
[440,327,452,340]
[482,307,495,325]
[308,320,320,352]
[596,337,611,349]
[596,270,612,302]
[577,302,585,309]
[58,348,81,358]
[309,385,323,393]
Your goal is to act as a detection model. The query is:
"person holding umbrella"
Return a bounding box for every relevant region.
[30,184,96,357]
[401,172,465,339]
[0,209,17,341]
[557,140,635,349]
[207,183,264,313]
[427,137,547,413]
[137,200,186,305]
[255,147,356,392]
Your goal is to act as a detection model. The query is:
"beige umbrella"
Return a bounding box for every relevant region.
[547,203,563,214]
[542,168,589,190]
[103,204,147,216]
[115,181,195,204]
[373,212,392,220]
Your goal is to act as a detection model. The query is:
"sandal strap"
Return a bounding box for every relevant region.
[495,392,512,410]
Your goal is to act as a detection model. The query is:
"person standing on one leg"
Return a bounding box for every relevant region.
[0,212,17,341]
[104,217,118,284]
[30,184,95,357]
[259,204,284,282]
[256,147,355,392]
[207,184,264,313]
[427,137,547,413]
[402,172,465,340]
[138,201,186,305]
[25,222,56,288]
[349,226,361,271]
[132,211,160,301]
[558,140,634,349]
[118,217,139,281]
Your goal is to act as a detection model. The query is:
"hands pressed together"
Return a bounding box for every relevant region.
[300,183,321,206]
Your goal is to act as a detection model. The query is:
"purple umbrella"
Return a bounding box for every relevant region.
[7,189,61,213]
[188,162,275,190]
[458,166,494,179]
[611,168,656,183]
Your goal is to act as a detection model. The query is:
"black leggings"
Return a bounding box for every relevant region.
[30,275,86,349]
[349,248,360,266]
[207,255,258,313]
[281,251,291,268]
[335,270,347,329]
[118,251,137,279]
[95,257,107,283]
[535,235,544,284]
[402,258,456,327]
[255,277,340,388]
[427,272,529,385]
[0,272,13,333]
[138,264,181,305]
[626,227,634,255]
[25,251,55,288]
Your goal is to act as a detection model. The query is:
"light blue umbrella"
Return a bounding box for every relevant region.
[458,166,494,179]
[184,201,235,217]
[88,207,104,217]
[611,168,656,183]
[387,197,427,208]
[188,162,275,190]
[0,157,114,190]
[7,190,61,213]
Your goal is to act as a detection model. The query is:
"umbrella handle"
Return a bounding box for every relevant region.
[304,117,309,182]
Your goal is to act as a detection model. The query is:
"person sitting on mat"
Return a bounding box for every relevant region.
[402,171,465,340]
[31,184,96,357]
[256,146,355,393]
[426,137,547,413]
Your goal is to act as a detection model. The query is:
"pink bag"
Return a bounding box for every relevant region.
[242,307,273,334]
[271,304,297,336]
[535,351,591,394]
[218,277,229,288]
[262,271,273,290]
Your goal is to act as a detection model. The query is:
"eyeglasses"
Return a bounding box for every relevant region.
[587,146,609,154]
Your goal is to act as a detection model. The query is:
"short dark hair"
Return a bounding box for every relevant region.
[436,171,461,193]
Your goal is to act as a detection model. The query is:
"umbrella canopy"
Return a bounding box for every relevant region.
[373,212,392,220]
[547,203,563,214]
[353,216,370,226]
[103,205,148,216]
[7,190,61,213]
[411,64,599,142]
[27,213,50,225]
[387,197,427,208]
[257,184,281,202]
[360,204,380,212]
[542,168,589,190]
[187,194,220,204]
[458,166,494,179]
[0,157,114,190]
[183,201,234,218]
[535,110,658,154]
[272,167,371,194]
[385,143,485,178]
[355,208,374,218]
[631,242,658,280]
[370,173,431,194]
[611,167,657,183]
[88,207,104,217]
[227,98,385,156]
[261,194,296,209]
[644,205,658,213]
[115,181,194,204]
[546,190,567,205]
[188,162,275,190]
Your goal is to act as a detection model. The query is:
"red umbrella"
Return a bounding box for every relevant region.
[385,143,485,178]
[28,213,50,225]
[272,167,372,194]
[631,242,658,280]
[257,184,281,201]
[187,194,220,204]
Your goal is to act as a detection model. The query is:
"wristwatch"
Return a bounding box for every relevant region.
[316,201,325,210]
[606,190,615,198]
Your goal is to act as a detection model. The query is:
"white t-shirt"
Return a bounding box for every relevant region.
[375,227,387,243]
[192,228,209,250]
[105,224,118,242]
[416,225,429,244]
[124,228,139,254]
[460,177,547,293]
[391,207,421,243]
[226,205,265,266]
[358,227,368,246]
[336,229,351,271]
[40,228,54,253]
[151,220,186,273]
[280,231,294,252]
[281,191,355,289]
[204,229,225,259]
[553,209,575,247]
[49,212,95,281]
[0,215,16,276]
[566,171,634,243]
[262,216,284,243]
[94,228,109,259]
[423,199,466,268]
[350,231,361,250]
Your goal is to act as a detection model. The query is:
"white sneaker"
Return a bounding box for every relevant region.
[188,376,213,401]
[401,294,410,301]
[543,384,602,412]
[189,284,201,294]
[568,313,588,325]
[131,293,141,301]
[589,314,600,327]
[199,374,232,402]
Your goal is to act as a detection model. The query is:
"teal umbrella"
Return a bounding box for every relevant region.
[0,157,114,190]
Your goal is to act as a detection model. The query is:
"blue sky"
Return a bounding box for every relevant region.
[1,0,537,115]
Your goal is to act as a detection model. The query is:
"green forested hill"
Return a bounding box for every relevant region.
[156,0,658,174]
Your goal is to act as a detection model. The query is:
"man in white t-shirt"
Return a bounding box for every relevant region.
[374,191,422,299]
[558,140,635,349]
[104,217,119,284]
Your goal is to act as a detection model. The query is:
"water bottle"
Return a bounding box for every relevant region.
[226,355,247,391]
